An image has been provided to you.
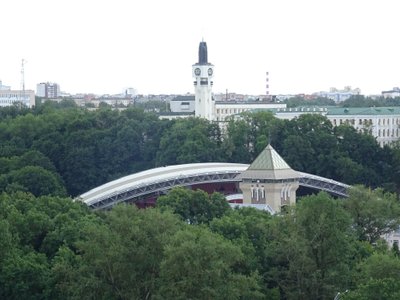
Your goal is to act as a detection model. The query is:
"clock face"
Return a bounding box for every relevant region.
[194,68,201,76]
[208,68,213,76]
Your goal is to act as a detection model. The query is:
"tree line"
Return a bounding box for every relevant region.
[0,100,399,198]
[1,186,400,299]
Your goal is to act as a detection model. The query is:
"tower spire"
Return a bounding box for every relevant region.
[198,41,208,65]
[193,40,214,121]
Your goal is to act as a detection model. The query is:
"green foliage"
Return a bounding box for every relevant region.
[223,118,253,163]
[343,278,400,300]
[134,100,169,112]
[0,150,64,197]
[0,101,398,197]
[0,192,96,299]
[392,242,400,257]
[334,125,388,186]
[0,251,51,300]
[355,253,400,284]
[210,207,281,298]
[265,193,356,299]
[7,166,66,197]
[54,205,182,299]
[0,106,168,196]
[0,188,399,298]
[0,220,14,263]
[155,226,264,300]
[345,254,400,299]
[34,99,77,113]
[283,96,336,107]
[221,111,396,190]
[344,186,400,243]
[16,150,57,172]
[223,111,280,163]
[210,207,272,269]
[157,187,230,224]
[156,117,223,166]
[0,103,31,120]
[341,95,400,108]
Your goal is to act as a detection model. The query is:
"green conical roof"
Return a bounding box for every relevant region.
[237,144,299,180]
[248,144,291,170]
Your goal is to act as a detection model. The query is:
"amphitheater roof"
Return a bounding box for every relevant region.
[77,163,350,210]
[78,163,248,207]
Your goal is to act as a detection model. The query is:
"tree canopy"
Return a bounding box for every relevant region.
[0,186,399,298]
[0,103,399,197]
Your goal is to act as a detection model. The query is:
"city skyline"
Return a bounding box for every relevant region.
[1,0,400,96]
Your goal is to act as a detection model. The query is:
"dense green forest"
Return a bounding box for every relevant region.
[0,99,399,197]
[1,187,400,299]
[1,100,400,298]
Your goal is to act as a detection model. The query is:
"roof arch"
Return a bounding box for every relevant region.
[77,163,350,210]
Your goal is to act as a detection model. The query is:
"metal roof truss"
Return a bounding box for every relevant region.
[89,171,241,210]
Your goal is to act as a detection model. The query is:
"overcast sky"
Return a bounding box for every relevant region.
[1,0,399,96]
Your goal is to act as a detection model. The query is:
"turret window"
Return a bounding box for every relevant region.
[251,185,265,202]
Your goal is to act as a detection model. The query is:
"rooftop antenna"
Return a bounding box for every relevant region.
[20,59,26,102]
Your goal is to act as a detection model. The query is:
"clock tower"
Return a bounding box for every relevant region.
[192,41,214,121]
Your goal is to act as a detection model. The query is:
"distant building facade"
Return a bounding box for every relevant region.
[215,101,286,122]
[266,106,400,147]
[384,228,400,249]
[381,87,400,98]
[326,107,400,147]
[169,95,286,121]
[170,95,196,113]
[0,89,35,108]
[0,80,11,91]
[36,82,60,98]
[315,86,361,102]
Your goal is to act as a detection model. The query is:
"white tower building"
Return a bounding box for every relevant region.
[192,41,214,121]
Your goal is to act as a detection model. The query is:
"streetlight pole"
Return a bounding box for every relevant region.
[334,289,349,300]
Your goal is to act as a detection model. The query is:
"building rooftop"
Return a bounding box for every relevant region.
[170,95,195,102]
[78,162,249,206]
[326,107,400,116]
[158,111,194,116]
[247,106,400,116]
[237,144,300,180]
[215,100,279,105]
[249,144,291,170]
